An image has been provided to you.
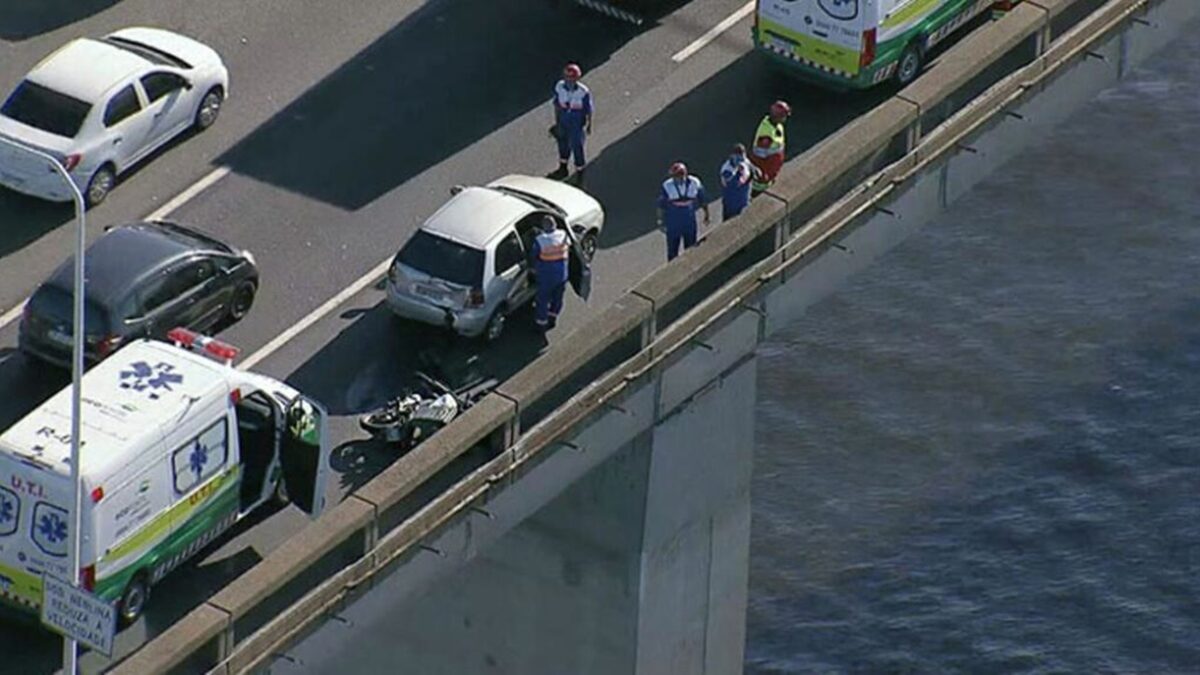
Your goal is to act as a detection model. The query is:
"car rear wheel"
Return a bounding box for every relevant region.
[194,87,224,130]
[227,280,257,322]
[118,573,150,628]
[895,42,925,87]
[85,164,115,208]
[484,307,506,342]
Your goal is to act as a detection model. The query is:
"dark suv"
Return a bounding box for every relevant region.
[19,220,259,367]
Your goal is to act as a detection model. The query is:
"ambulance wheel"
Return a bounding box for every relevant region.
[483,306,506,343]
[118,573,150,627]
[896,42,925,87]
[580,231,598,261]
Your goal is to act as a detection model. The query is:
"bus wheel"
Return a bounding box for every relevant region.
[896,42,925,86]
[118,573,150,627]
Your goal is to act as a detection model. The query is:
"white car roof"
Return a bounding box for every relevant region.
[27,38,146,104]
[421,186,535,249]
[0,340,229,484]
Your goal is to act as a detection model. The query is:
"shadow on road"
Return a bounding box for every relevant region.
[285,299,545,418]
[0,0,119,41]
[215,0,661,211]
[0,351,67,429]
[583,52,894,251]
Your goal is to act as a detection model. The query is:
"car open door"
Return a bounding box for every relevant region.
[279,395,331,519]
[562,225,592,301]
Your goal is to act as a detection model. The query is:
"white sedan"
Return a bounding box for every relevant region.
[0,27,228,207]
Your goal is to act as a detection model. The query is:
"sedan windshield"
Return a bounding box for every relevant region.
[397,230,484,288]
[1,80,91,138]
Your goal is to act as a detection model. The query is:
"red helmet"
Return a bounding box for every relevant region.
[564,63,582,80]
[770,100,792,118]
[669,162,688,177]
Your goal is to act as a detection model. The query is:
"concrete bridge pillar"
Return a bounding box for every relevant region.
[376,357,756,675]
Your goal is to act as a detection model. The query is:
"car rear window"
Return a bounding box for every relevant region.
[0,80,91,138]
[27,284,110,333]
[397,230,484,288]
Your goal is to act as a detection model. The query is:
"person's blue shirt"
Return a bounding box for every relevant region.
[658,176,705,230]
[719,155,752,217]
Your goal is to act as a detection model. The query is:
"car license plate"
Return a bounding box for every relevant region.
[47,328,72,346]
[414,283,445,300]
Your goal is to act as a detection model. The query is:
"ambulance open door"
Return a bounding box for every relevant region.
[279,396,331,519]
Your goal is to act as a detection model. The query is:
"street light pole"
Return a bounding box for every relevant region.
[0,139,87,674]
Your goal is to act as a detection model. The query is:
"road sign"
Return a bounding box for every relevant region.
[40,575,116,657]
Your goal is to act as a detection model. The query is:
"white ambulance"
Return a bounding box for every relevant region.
[754,0,1008,89]
[0,328,330,627]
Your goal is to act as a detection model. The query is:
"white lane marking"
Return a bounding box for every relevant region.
[238,257,393,371]
[0,166,232,333]
[671,1,755,63]
[145,166,231,221]
[0,300,25,332]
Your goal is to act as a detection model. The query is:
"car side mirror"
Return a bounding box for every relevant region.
[183,80,194,91]
[450,185,465,196]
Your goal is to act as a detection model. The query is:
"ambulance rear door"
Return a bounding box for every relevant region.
[757,0,872,77]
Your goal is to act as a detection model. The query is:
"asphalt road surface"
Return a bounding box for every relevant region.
[0,0,899,671]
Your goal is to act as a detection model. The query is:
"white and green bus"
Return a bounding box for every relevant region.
[754,0,1016,89]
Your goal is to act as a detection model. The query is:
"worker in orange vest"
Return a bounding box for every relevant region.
[749,100,790,197]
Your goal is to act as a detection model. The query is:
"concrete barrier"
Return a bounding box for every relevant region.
[112,1,1186,671]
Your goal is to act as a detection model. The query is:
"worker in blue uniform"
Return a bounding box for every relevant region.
[719,143,753,220]
[550,63,593,180]
[656,162,709,261]
[530,215,570,330]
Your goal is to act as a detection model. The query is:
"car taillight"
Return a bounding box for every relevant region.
[93,334,123,358]
[467,288,485,308]
[860,28,877,68]
[62,153,82,172]
[388,262,400,286]
[80,564,96,591]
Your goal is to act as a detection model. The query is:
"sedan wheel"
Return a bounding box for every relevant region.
[227,281,257,322]
[194,88,224,130]
[85,165,115,208]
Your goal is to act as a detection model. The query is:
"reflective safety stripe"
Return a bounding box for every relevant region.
[539,243,568,261]
[536,231,569,262]
[554,81,592,112]
[753,116,785,158]
[662,177,701,204]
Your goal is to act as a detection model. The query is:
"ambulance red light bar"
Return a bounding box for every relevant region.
[167,327,241,364]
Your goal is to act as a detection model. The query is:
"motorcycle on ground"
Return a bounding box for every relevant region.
[359,372,493,451]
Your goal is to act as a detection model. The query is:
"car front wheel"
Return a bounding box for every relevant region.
[194,87,224,130]
[227,280,257,322]
[580,230,598,261]
[484,307,506,342]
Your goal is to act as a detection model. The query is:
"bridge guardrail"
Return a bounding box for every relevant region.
[110,0,1164,671]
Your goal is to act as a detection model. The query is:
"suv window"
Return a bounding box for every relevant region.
[140,72,187,103]
[396,230,484,288]
[103,85,142,127]
[0,80,90,138]
[495,233,525,274]
[140,259,213,312]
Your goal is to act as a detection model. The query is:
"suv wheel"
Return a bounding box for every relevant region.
[580,231,598,261]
